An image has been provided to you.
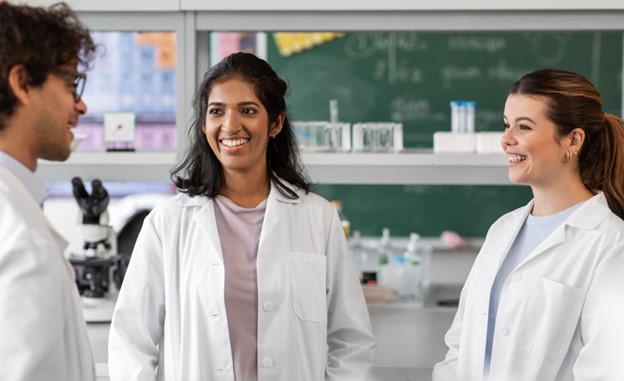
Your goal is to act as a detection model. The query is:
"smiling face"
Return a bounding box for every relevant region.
[204,77,282,177]
[501,94,573,188]
[30,61,87,162]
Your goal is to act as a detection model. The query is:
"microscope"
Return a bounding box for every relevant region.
[69,177,118,321]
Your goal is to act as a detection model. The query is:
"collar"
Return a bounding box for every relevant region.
[0,150,47,206]
[176,175,304,207]
[510,192,610,231]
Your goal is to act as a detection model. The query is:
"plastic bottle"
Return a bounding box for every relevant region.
[350,231,377,285]
[401,233,422,301]
[377,228,392,266]
[330,200,351,239]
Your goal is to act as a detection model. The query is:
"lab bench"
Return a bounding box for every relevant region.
[87,242,475,380]
[89,301,450,381]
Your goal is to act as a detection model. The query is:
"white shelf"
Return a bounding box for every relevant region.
[302,151,509,185]
[195,10,624,31]
[183,0,624,11]
[37,150,510,184]
[37,151,177,183]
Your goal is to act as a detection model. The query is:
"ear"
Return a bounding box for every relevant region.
[270,113,285,138]
[7,65,32,105]
[568,128,585,155]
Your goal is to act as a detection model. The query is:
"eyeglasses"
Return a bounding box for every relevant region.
[51,68,87,103]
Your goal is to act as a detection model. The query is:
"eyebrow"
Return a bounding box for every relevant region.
[503,115,537,124]
[207,101,260,107]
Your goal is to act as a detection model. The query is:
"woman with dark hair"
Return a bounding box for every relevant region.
[433,69,624,381]
[109,52,376,381]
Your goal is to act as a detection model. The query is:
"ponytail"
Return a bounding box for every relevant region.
[584,113,624,219]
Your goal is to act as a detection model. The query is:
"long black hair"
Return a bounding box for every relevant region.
[171,52,311,199]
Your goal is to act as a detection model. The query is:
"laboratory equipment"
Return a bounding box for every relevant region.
[292,121,351,152]
[68,177,118,322]
[400,233,423,301]
[352,122,403,152]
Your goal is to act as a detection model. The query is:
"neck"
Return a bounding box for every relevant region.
[0,142,36,172]
[531,177,593,216]
[220,169,270,208]
[0,116,37,172]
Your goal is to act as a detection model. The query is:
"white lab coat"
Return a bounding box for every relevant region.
[109,180,376,381]
[0,166,95,381]
[433,193,624,381]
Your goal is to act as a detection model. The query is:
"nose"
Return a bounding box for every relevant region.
[221,111,241,134]
[76,98,87,115]
[500,126,515,151]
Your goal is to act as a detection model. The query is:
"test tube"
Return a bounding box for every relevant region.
[465,101,476,133]
[450,101,462,133]
[458,102,467,133]
[329,99,339,123]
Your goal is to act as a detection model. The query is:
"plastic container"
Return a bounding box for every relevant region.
[401,233,422,301]
[350,231,378,285]
[377,228,393,266]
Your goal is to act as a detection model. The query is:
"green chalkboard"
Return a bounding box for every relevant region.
[266,32,622,237]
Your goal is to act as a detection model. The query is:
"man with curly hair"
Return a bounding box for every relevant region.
[0,2,97,380]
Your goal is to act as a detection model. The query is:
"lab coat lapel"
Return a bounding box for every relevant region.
[0,166,69,255]
[518,223,566,267]
[517,193,609,267]
[259,179,300,249]
[496,201,533,268]
[192,199,224,263]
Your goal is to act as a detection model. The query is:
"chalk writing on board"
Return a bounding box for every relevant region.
[524,33,569,66]
[447,35,507,54]
[390,96,447,123]
[441,60,535,89]
[487,60,532,82]
[373,60,423,84]
[440,65,482,89]
[345,33,428,85]
[476,109,504,131]
[344,32,428,60]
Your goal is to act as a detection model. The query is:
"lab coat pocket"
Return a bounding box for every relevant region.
[517,277,586,361]
[289,252,327,323]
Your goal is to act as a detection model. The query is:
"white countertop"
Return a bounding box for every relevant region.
[95,364,433,381]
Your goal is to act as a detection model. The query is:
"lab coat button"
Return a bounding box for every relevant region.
[262,357,273,367]
[512,273,522,282]
[263,301,274,312]
[500,326,510,336]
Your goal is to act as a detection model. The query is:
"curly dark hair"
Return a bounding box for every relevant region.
[171,52,311,199]
[0,2,96,129]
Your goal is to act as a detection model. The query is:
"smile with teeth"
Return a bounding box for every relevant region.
[507,154,527,163]
[220,138,249,147]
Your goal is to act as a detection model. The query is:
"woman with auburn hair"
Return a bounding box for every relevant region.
[434,68,624,381]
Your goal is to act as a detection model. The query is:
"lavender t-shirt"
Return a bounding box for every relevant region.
[214,195,267,381]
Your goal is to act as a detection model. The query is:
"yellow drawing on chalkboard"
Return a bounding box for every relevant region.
[273,32,345,57]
